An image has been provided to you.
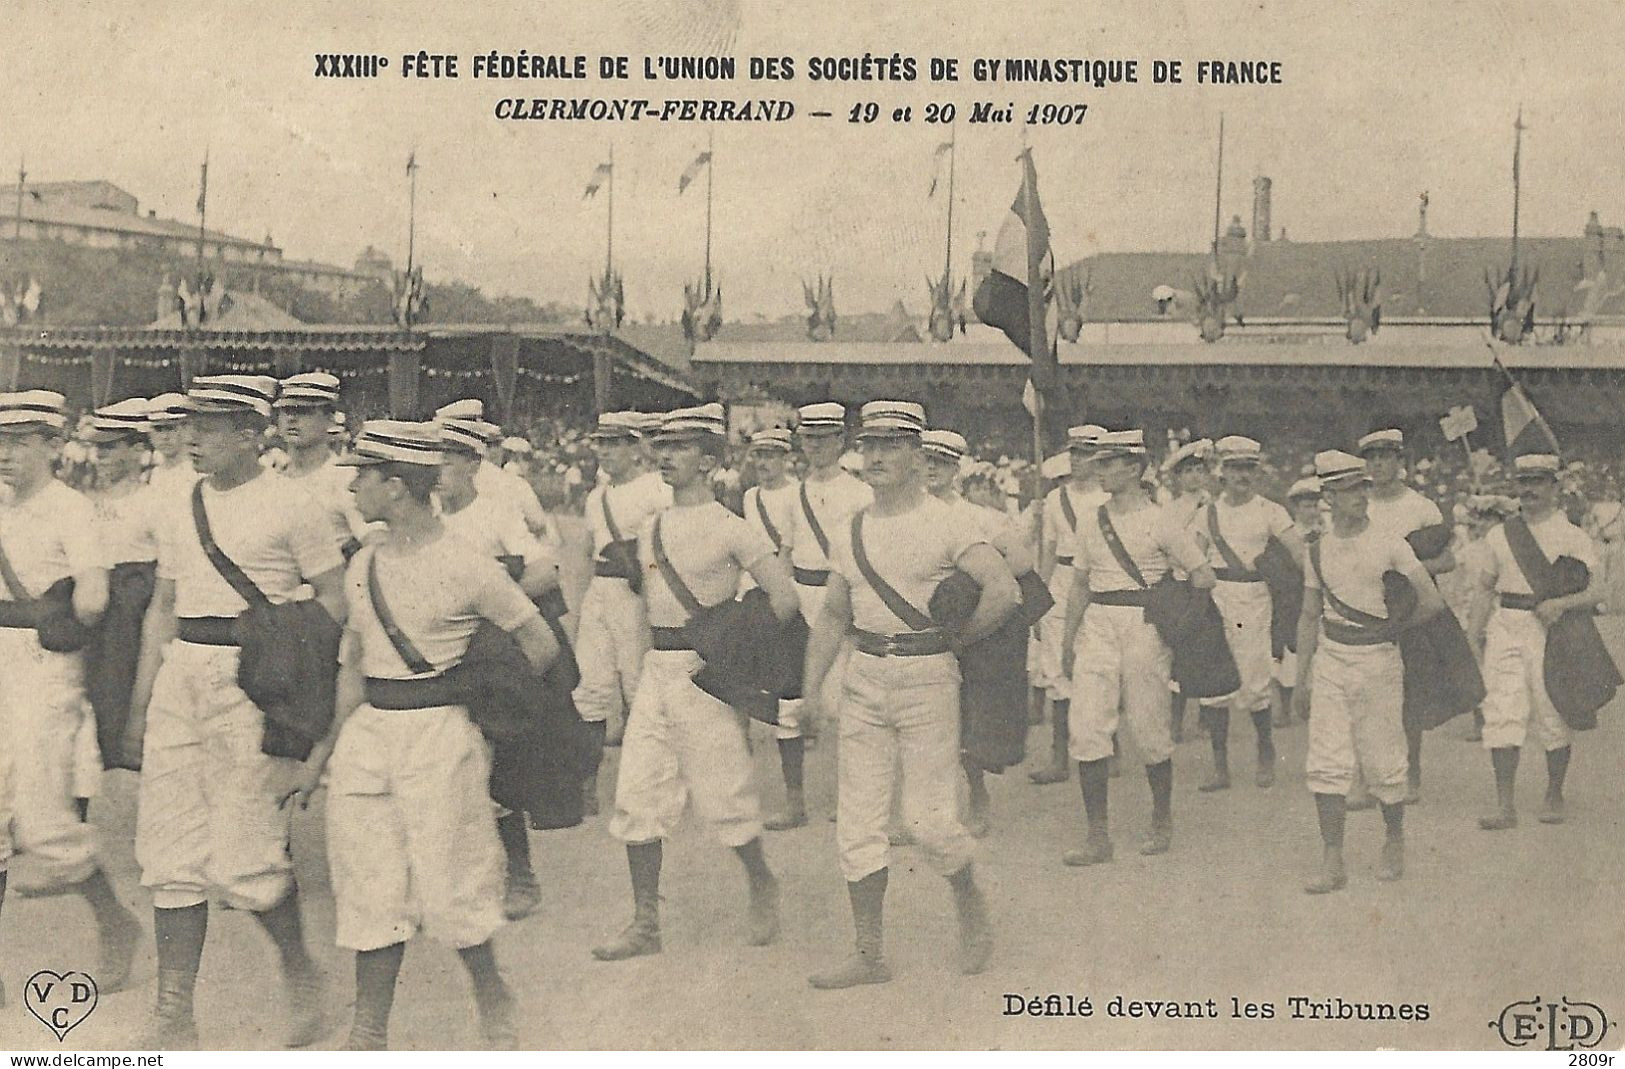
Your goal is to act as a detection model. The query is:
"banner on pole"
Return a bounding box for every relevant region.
[1440,404,1477,441]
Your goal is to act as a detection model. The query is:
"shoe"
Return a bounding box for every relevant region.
[964,809,991,840]
[98,909,143,994]
[950,874,993,976]
[592,920,662,961]
[1404,784,1421,805]
[137,968,199,1051]
[283,966,329,1049]
[1478,809,1518,831]
[1199,772,1231,793]
[1139,823,1172,856]
[1255,764,1276,789]
[1377,839,1404,882]
[476,986,519,1050]
[1028,763,1069,785]
[1346,793,1377,812]
[1538,796,1566,825]
[504,874,542,922]
[746,877,780,947]
[809,954,891,989]
[1062,839,1113,867]
[1304,855,1347,895]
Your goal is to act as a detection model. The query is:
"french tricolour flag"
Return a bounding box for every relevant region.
[973,149,1057,392]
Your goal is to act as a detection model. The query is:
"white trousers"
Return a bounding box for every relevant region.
[610,649,763,847]
[1209,579,1275,713]
[1069,604,1175,766]
[1480,608,1571,752]
[1305,636,1407,802]
[1036,564,1074,700]
[836,650,971,881]
[572,576,650,725]
[0,629,95,890]
[326,703,505,952]
[136,640,297,911]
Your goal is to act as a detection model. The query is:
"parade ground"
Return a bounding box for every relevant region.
[2,521,1621,1053]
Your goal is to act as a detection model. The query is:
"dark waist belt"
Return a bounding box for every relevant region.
[593,558,634,580]
[1090,589,1149,608]
[0,599,36,630]
[1321,620,1393,647]
[1499,592,1540,611]
[1055,556,1075,568]
[793,566,831,587]
[177,616,239,646]
[650,626,693,651]
[535,585,569,622]
[365,675,461,710]
[1213,567,1265,583]
[850,627,952,657]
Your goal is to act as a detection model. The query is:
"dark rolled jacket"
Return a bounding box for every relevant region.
[1543,556,1622,730]
[233,599,343,761]
[1144,578,1241,700]
[85,561,157,771]
[927,570,1032,773]
[689,587,810,725]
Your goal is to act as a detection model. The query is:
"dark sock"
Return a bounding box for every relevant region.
[1146,759,1173,824]
[1052,700,1071,749]
[1078,758,1110,835]
[1406,725,1423,787]
[963,759,989,806]
[1490,746,1521,810]
[75,798,91,823]
[254,888,315,976]
[353,943,406,1036]
[1251,708,1274,759]
[1312,792,1346,849]
[74,867,131,931]
[495,811,534,882]
[456,941,510,1010]
[1380,801,1404,841]
[154,903,208,976]
[733,837,774,889]
[777,738,805,794]
[1280,687,1294,713]
[627,840,662,922]
[1545,746,1571,798]
[1,870,7,920]
[1204,706,1230,767]
[587,720,608,772]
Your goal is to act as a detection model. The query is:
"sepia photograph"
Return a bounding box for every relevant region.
[0,0,1621,1053]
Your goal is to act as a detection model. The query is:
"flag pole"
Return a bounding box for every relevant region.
[13,157,23,240]
[703,127,713,290]
[944,127,956,297]
[1211,113,1225,262]
[606,143,615,280]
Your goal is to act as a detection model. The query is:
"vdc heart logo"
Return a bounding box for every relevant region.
[24,971,99,1042]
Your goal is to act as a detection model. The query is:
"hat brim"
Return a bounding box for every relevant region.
[0,421,61,435]
[854,429,920,442]
[1320,474,1371,490]
[1220,455,1262,467]
[334,452,391,467]
[1093,449,1146,462]
[1513,470,1559,482]
[797,424,846,436]
[589,430,640,442]
[186,401,265,417]
[272,398,336,411]
[1357,443,1404,456]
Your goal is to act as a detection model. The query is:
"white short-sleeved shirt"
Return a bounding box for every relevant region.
[1044,483,1108,561]
[1305,524,1424,627]
[791,470,873,572]
[949,495,1025,567]
[744,480,799,555]
[156,468,345,617]
[0,480,105,599]
[1071,498,1207,594]
[91,481,160,565]
[639,501,774,629]
[586,471,672,558]
[477,460,550,537]
[1366,486,1444,542]
[829,496,984,635]
[440,492,556,573]
[342,536,539,680]
[1198,494,1295,570]
[146,459,196,503]
[1482,512,1599,597]
[283,454,370,550]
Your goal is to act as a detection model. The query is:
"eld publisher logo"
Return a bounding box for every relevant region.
[23,971,99,1042]
[1490,995,1610,1050]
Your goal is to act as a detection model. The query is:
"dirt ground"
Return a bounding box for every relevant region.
[3,518,1621,1051]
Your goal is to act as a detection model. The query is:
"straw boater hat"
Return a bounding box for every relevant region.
[86,398,153,443]
[1313,450,1371,490]
[438,418,489,456]
[920,429,968,462]
[146,393,189,426]
[588,411,645,441]
[652,403,727,441]
[1511,453,1561,481]
[272,371,341,410]
[747,427,793,452]
[0,390,69,434]
[797,402,847,435]
[1163,438,1213,474]
[1356,429,1405,455]
[1092,429,1147,461]
[1067,424,1106,452]
[1215,435,1262,466]
[184,375,278,418]
[853,400,926,440]
[335,420,444,467]
[1287,476,1323,501]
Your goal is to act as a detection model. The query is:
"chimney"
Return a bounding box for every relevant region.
[1251,176,1272,243]
[147,210,157,219]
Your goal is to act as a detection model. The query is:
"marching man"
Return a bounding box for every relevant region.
[144,393,195,499]
[1475,453,1610,830]
[1276,476,1326,719]
[574,412,671,797]
[1293,451,1445,893]
[434,399,555,542]
[1159,438,1215,743]
[1060,430,1214,864]
[273,372,369,559]
[125,375,345,1048]
[1193,436,1303,791]
[739,427,813,829]
[594,404,800,962]
[287,420,559,1049]
[1029,425,1105,784]
[802,402,1018,988]
[0,391,141,1002]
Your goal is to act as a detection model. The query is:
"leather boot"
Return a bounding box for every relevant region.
[1199,707,1231,791]
[810,869,890,989]
[946,864,992,976]
[593,842,662,960]
[138,968,199,1050]
[1062,759,1113,865]
[1479,747,1520,830]
[1029,700,1071,784]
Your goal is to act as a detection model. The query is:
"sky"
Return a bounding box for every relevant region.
[4,0,1623,320]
